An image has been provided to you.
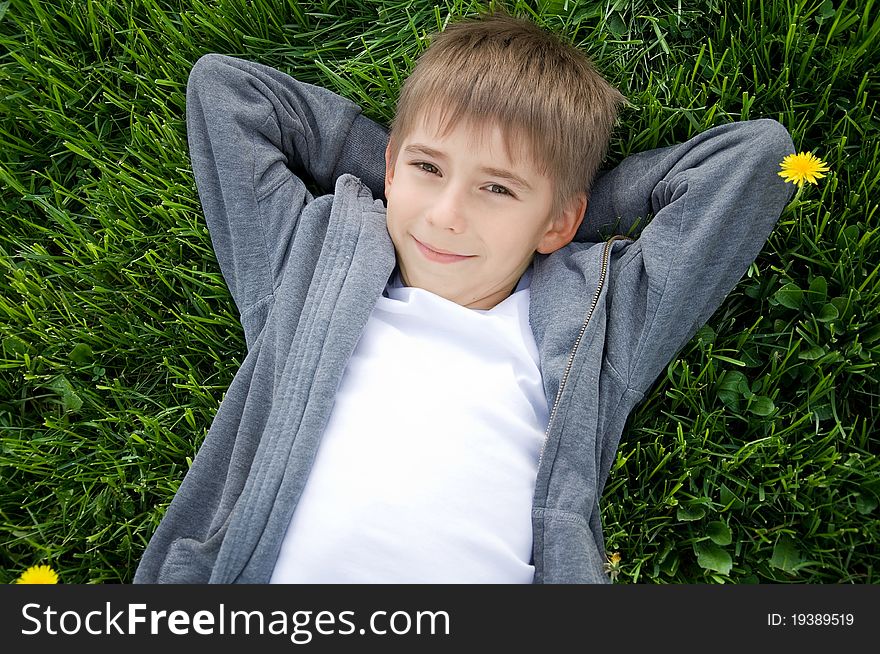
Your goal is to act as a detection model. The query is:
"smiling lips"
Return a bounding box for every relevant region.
[413,236,475,263]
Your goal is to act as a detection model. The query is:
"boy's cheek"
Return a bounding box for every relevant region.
[384,213,408,261]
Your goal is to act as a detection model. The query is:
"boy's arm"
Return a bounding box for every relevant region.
[577,168,646,241]
[601,119,796,395]
[337,114,388,200]
[185,53,386,319]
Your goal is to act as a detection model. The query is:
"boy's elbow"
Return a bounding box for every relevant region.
[187,53,229,96]
[744,118,796,161]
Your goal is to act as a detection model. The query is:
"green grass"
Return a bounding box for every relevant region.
[1,0,877,584]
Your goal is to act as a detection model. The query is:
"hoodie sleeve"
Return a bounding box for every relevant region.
[601,119,796,396]
[184,53,386,319]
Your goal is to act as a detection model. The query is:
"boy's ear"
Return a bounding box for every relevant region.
[384,139,397,197]
[536,192,589,254]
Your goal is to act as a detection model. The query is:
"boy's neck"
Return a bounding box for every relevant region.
[388,263,533,310]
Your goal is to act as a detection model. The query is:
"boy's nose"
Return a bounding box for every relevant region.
[426,184,468,233]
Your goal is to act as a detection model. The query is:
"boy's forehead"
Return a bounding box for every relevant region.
[409,110,539,171]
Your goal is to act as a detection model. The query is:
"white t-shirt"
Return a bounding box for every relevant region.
[269,270,548,583]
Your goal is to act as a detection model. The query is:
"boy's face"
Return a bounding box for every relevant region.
[384,113,585,310]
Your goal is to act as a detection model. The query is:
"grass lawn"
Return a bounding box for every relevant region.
[1,0,877,584]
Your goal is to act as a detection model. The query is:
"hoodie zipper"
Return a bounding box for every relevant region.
[535,235,633,476]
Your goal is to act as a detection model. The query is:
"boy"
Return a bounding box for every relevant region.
[134,10,794,583]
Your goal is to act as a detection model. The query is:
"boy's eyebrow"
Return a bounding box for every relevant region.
[403,143,534,192]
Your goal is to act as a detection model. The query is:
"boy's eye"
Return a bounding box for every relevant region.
[413,162,440,175]
[487,184,512,196]
[412,161,514,197]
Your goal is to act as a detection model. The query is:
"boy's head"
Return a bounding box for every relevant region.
[384,9,626,310]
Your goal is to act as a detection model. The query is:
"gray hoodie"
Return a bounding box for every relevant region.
[134,53,794,584]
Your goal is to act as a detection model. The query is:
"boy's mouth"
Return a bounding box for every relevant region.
[412,236,475,263]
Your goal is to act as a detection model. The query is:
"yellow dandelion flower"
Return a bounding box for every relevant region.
[14,565,59,584]
[778,151,830,186]
[604,551,623,581]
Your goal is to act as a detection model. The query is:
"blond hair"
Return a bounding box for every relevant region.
[387,8,627,219]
